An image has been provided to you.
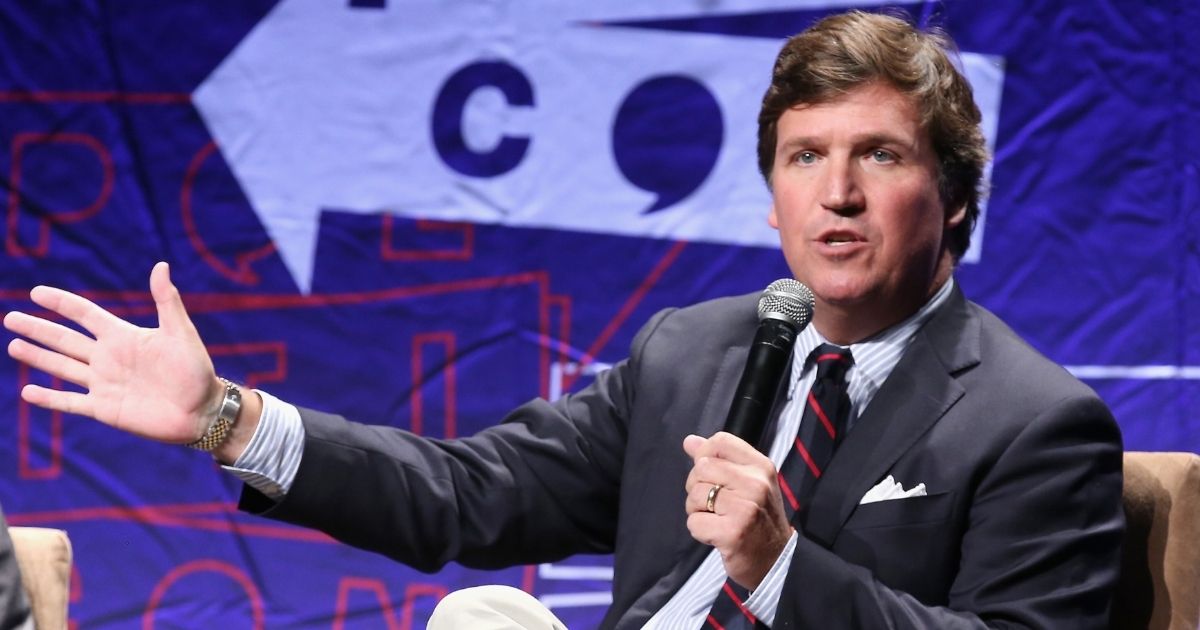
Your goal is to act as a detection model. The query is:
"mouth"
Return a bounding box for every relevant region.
[816,230,865,247]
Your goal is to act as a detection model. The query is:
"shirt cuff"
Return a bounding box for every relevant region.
[221,388,304,501]
[742,530,798,627]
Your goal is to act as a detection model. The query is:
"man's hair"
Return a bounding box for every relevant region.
[757,10,988,259]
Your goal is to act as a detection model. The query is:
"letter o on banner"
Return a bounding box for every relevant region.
[142,559,265,630]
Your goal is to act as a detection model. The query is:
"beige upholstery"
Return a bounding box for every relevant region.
[1110,452,1200,629]
[10,527,71,630]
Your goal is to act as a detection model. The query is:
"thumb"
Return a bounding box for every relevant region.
[683,434,708,460]
[149,262,194,335]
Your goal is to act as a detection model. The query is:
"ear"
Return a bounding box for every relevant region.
[944,203,966,230]
[768,203,780,230]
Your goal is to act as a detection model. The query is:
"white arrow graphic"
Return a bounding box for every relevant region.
[194,0,1002,292]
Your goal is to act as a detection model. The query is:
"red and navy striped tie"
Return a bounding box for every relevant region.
[705,344,853,629]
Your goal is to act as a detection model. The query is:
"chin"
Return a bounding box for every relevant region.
[803,272,869,303]
[811,285,873,309]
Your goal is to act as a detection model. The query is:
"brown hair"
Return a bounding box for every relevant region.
[757,10,988,259]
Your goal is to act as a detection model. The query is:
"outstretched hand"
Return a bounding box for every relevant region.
[4,262,223,445]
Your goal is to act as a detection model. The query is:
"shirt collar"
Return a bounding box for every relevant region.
[787,277,956,400]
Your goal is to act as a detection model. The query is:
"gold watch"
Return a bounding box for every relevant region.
[186,378,241,452]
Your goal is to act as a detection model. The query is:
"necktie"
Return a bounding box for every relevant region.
[704,344,854,630]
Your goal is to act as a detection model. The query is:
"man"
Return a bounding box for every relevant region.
[4,10,1122,629]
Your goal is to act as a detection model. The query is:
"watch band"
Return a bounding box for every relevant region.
[186,378,241,452]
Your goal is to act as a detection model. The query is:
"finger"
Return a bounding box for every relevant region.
[689,457,763,508]
[705,431,770,465]
[686,511,726,547]
[20,383,93,418]
[684,455,740,494]
[686,481,706,514]
[690,474,765,515]
[8,339,92,388]
[3,311,94,363]
[687,481,727,516]
[685,432,742,461]
[29,285,125,339]
[150,262,195,336]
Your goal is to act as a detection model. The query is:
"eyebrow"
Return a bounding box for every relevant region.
[858,132,916,149]
[776,132,917,153]
[776,137,815,154]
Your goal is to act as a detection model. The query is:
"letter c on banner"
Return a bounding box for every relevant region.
[432,60,534,177]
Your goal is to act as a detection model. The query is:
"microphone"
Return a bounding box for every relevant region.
[722,278,815,448]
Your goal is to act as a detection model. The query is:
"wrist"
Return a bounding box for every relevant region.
[211,385,263,465]
[186,378,241,452]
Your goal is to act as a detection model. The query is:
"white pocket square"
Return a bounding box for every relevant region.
[859,475,928,505]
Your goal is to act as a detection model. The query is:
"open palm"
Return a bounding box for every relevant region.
[4,262,221,444]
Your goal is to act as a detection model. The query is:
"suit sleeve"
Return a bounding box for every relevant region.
[774,394,1124,629]
[237,308,676,572]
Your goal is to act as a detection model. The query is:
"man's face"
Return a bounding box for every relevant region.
[768,81,963,339]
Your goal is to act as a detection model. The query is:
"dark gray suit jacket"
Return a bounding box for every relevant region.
[242,286,1124,629]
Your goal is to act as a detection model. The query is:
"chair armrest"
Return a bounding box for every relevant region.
[10,527,72,630]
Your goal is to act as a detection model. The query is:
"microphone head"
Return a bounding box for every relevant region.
[758,278,814,329]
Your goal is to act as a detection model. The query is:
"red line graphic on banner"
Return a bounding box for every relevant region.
[17,363,63,480]
[143,559,265,630]
[0,91,191,105]
[35,271,552,314]
[0,272,554,324]
[180,141,277,284]
[335,577,402,630]
[209,342,288,389]
[411,332,457,437]
[547,294,573,364]
[8,502,335,544]
[401,583,449,630]
[68,566,82,630]
[522,564,537,593]
[563,240,686,390]
[382,216,475,261]
[6,131,114,257]
[334,578,446,630]
[538,275,552,398]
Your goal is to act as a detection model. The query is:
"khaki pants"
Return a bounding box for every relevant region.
[429,585,569,630]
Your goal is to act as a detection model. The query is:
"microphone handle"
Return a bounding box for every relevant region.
[723,318,797,448]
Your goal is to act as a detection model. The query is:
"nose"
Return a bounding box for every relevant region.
[819,159,865,215]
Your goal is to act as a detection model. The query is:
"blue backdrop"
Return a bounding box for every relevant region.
[1,1,1197,628]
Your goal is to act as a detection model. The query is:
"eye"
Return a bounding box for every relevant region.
[870,149,896,163]
[794,151,818,165]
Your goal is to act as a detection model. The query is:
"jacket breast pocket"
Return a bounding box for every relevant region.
[834,492,960,601]
[843,491,955,530]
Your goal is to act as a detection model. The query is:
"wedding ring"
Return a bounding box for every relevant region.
[705,484,723,513]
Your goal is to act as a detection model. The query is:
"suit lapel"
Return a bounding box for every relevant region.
[696,344,750,438]
[697,333,796,447]
[803,288,981,547]
[618,340,754,627]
